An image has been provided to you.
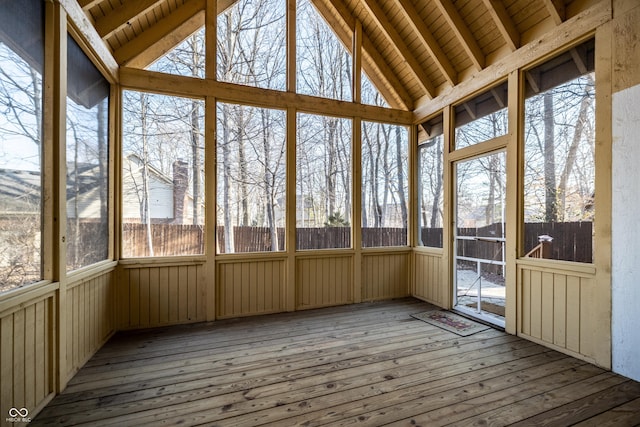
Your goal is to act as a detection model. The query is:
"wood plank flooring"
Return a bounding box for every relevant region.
[33,298,640,426]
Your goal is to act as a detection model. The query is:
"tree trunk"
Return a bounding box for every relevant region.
[221,105,234,253]
[261,109,278,251]
[543,91,557,222]
[395,127,408,228]
[139,93,154,256]
[431,138,443,228]
[98,101,107,224]
[486,155,497,225]
[373,130,382,227]
[190,35,203,226]
[70,123,80,268]
[191,100,201,225]
[557,82,592,220]
[237,109,249,226]
[326,117,337,219]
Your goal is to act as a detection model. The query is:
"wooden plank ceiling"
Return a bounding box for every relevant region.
[80,0,575,110]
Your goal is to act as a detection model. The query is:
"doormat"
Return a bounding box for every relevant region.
[411,310,491,336]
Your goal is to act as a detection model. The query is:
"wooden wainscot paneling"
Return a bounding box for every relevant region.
[518,260,600,364]
[296,255,353,309]
[413,249,445,307]
[118,261,206,329]
[0,286,56,421]
[66,269,115,379]
[217,258,285,319]
[362,252,410,301]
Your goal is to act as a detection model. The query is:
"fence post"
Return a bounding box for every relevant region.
[538,234,553,259]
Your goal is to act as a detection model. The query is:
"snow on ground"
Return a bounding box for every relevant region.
[455,268,505,306]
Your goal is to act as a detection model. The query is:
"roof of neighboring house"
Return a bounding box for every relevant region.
[66,162,105,201]
[0,163,104,214]
[123,153,175,187]
[0,168,41,213]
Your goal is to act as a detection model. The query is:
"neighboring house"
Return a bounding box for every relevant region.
[0,165,106,219]
[1,157,200,224]
[122,153,198,224]
[66,162,106,219]
[0,168,41,215]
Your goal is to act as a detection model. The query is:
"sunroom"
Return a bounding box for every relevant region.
[1,0,640,424]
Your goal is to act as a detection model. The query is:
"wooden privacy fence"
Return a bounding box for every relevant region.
[523,222,593,263]
[420,221,592,266]
[122,223,204,257]
[216,227,407,252]
[216,227,286,252]
[121,224,407,254]
[120,222,592,261]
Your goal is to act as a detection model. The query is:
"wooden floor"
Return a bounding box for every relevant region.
[34,298,640,426]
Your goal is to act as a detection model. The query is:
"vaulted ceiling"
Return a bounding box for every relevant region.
[79,0,583,111]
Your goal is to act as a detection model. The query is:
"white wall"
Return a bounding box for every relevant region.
[612,83,640,382]
[121,158,174,220]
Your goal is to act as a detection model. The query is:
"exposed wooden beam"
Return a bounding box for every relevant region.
[482,0,519,52]
[112,0,236,68]
[491,87,505,108]
[287,0,296,92]
[414,0,611,121]
[462,102,476,120]
[78,0,103,11]
[360,35,414,110]
[205,0,217,79]
[113,0,205,68]
[543,0,566,26]
[395,0,457,86]
[570,46,588,74]
[433,0,485,71]
[352,19,362,104]
[119,67,414,124]
[525,70,540,93]
[216,0,238,14]
[361,0,435,99]
[320,0,413,110]
[94,0,164,39]
[59,0,118,80]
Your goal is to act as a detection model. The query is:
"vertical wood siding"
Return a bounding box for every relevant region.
[296,256,352,309]
[66,271,115,378]
[413,251,444,306]
[0,292,55,420]
[217,259,285,318]
[118,263,205,329]
[518,264,597,361]
[362,253,410,301]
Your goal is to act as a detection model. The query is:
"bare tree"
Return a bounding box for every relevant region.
[0,42,43,288]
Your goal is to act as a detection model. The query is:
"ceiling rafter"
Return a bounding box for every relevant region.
[395,0,457,86]
[462,102,476,120]
[433,0,485,71]
[322,0,414,110]
[570,47,588,74]
[525,69,540,93]
[112,0,236,69]
[542,0,566,25]
[79,0,102,11]
[94,0,164,40]
[113,0,206,68]
[361,0,435,99]
[491,88,505,107]
[481,0,519,52]
[113,0,237,68]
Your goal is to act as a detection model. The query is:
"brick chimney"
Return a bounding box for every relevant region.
[173,160,188,223]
